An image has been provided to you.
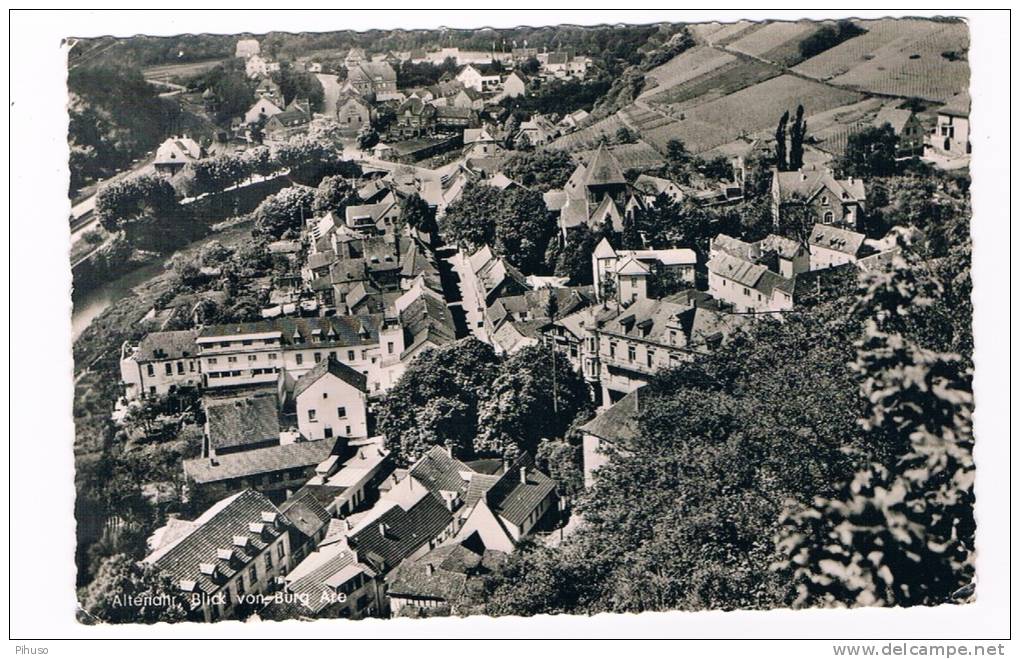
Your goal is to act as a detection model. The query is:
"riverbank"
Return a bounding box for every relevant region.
[72,221,257,376]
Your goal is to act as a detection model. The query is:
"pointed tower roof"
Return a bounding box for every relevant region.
[583,144,626,187]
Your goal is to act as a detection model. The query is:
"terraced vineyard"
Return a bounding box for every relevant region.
[547,114,628,151]
[646,58,781,109]
[791,18,969,102]
[575,141,665,171]
[708,21,763,46]
[726,21,817,60]
[641,45,737,100]
[828,21,970,102]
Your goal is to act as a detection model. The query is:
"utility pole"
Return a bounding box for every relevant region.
[552,347,559,414]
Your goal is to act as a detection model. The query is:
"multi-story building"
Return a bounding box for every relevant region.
[771,166,866,232]
[931,92,971,158]
[591,238,697,303]
[143,489,294,622]
[593,292,746,405]
[294,356,369,441]
[873,106,926,158]
[807,223,869,271]
[707,233,809,314]
[194,316,405,396]
[120,330,202,400]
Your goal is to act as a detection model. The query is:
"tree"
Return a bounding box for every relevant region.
[777,248,974,608]
[312,175,357,216]
[620,209,643,249]
[789,104,807,171]
[775,110,789,171]
[665,139,692,182]
[78,554,192,624]
[476,344,592,459]
[272,61,325,112]
[442,184,556,274]
[357,127,380,150]
[402,193,438,240]
[251,185,316,238]
[514,132,534,152]
[501,149,575,191]
[840,125,899,178]
[376,339,501,464]
[553,225,601,285]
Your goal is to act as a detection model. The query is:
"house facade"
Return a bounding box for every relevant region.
[771,167,866,232]
[294,357,370,441]
[120,330,202,399]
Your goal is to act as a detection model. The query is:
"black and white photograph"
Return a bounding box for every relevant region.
[6,6,1013,653]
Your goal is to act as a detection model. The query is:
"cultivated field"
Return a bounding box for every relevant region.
[575,141,665,172]
[726,21,817,59]
[640,45,737,100]
[548,114,629,151]
[792,18,969,101]
[645,58,780,109]
[829,22,970,102]
[142,58,226,82]
[707,21,762,46]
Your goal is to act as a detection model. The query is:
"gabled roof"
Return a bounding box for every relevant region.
[873,106,916,134]
[937,91,970,118]
[347,492,454,572]
[206,393,280,452]
[808,223,866,256]
[293,355,368,399]
[184,439,337,484]
[133,330,199,362]
[279,487,333,540]
[615,255,650,276]
[144,490,288,595]
[579,389,642,443]
[483,454,556,528]
[407,446,473,498]
[775,168,865,206]
[708,252,768,288]
[155,137,202,165]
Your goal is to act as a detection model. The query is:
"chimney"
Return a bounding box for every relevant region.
[520,466,528,485]
[425,563,436,576]
[378,522,388,538]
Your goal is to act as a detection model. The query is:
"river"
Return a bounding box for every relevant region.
[71,259,167,341]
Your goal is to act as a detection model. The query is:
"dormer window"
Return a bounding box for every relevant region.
[232,535,251,551]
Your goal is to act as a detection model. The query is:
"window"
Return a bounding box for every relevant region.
[165,363,173,376]
[248,354,257,362]
[361,350,368,360]
[176,362,184,375]
[227,356,238,363]
[265,552,273,570]
[345,425,351,436]
[608,342,616,359]
[208,357,217,365]
[147,364,155,377]
[189,361,195,372]
[743,287,750,296]
[236,574,245,595]
[242,340,253,346]
[337,406,347,419]
[324,426,333,438]
[627,345,636,362]
[295,354,304,365]
[821,196,830,206]
[347,350,355,361]
[308,410,317,422]
[220,341,231,348]
[823,211,834,224]
[646,350,654,368]
[314,352,322,363]
[277,543,285,560]
[268,353,277,361]
[249,565,258,583]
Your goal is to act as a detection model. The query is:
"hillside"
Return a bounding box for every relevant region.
[556,17,968,161]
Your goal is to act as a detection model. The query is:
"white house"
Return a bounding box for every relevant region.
[591,238,697,303]
[807,223,867,271]
[244,97,284,125]
[294,356,369,441]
